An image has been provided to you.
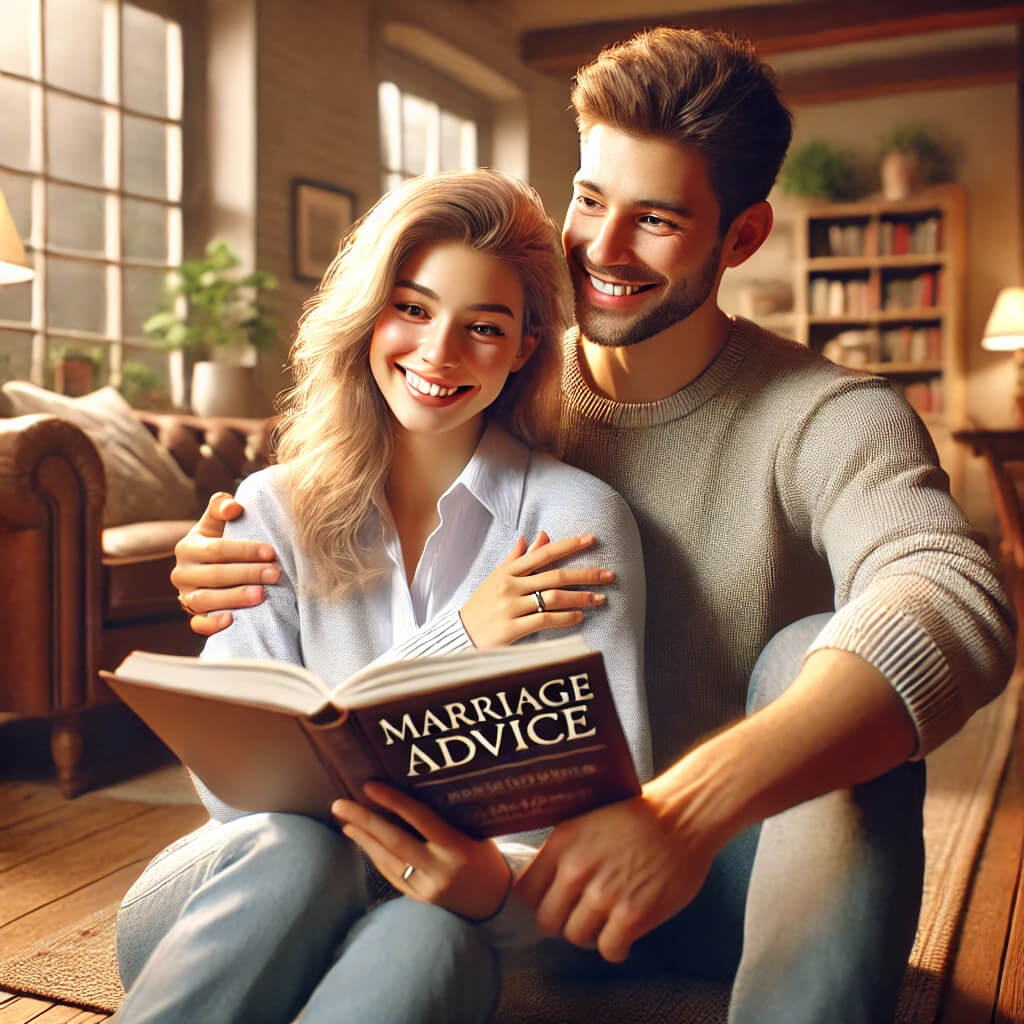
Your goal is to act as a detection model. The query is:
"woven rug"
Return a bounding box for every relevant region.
[1,672,1018,1021]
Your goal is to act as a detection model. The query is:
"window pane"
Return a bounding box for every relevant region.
[120,343,171,408]
[0,330,35,382]
[46,256,106,334]
[439,112,477,172]
[0,0,39,77]
[47,183,105,255]
[123,4,172,118]
[123,264,166,338]
[123,197,170,261]
[0,171,33,240]
[124,114,172,198]
[0,252,35,323]
[0,77,36,172]
[401,93,435,176]
[45,0,104,99]
[379,81,401,170]
[47,92,106,187]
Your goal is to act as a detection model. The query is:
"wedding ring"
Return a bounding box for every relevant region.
[177,592,200,616]
[532,590,546,613]
[401,863,415,881]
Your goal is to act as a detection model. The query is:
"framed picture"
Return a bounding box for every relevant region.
[291,179,355,282]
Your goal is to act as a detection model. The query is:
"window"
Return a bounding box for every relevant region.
[378,78,481,195]
[0,0,184,403]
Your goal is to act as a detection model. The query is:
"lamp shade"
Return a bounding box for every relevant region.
[0,187,33,285]
[981,286,1024,351]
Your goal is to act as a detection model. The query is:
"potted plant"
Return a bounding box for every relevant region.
[50,345,101,397]
[779,141,857,201]
[143,240,278,417]
[119,360,170,410]
[876,125,953,200]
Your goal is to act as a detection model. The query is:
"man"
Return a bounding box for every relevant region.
[171,28,1013,1022]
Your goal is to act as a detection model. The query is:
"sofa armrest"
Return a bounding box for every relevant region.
[0,414,105,713]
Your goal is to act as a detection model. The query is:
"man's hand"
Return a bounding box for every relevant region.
[171,492,280,636]
[514,779,718,963]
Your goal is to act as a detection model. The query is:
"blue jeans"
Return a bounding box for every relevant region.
[114,812,499,1023]
[518,614,925,1024]
[116,615,924,1023]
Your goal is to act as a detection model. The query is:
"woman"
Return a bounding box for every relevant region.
[115,170,649,1024]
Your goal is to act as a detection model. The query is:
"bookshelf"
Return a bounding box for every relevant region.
[723,184,967,492]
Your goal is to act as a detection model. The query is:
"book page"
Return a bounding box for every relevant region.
[332,635,592,708]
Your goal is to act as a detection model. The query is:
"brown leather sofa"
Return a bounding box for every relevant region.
[0,409,276,796]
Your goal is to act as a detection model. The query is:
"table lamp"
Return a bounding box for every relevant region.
[981,286,1024,423]
[0,186,33,285]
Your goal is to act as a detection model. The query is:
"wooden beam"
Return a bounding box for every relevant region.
[779,43,1019,106]
[521,0,1024,77]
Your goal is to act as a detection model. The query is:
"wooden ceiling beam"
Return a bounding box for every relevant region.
[779,42,1019,105]
[521,0,1024,76]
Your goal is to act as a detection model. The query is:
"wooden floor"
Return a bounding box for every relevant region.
[0,711,1021,1024]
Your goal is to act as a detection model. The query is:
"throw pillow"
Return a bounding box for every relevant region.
[2,381,200,527]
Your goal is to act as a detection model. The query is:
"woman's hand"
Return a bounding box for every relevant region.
[171,492,280,636]
[333,782,512,921]
[460,532,614,649]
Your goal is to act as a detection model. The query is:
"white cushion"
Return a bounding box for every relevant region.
[1,382,199,527]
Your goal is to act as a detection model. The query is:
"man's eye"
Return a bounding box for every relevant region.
[576,194,601,210]
[640,214,678,230]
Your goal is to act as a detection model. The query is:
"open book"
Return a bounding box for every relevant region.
[102,636,640,839]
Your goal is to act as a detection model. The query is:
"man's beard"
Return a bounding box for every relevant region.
[573,242,722,349]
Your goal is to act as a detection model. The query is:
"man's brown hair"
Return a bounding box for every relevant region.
[571,27,793,234]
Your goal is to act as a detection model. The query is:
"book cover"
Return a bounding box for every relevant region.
[102,638,641,839]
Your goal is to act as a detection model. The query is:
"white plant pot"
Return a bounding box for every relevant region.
[881,151,922,201]
[190,361,254,417]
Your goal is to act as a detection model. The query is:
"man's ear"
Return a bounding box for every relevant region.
[722,201,774,270]
[511,333,540,372]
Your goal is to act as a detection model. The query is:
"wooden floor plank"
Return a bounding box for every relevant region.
[0,799,153,873]
[0,785,70,831]
[0,995,54,1023]
[0,862,146,950]
[995,719,1024,1024]
[938,740,1024,1023]
[0,804,205,928]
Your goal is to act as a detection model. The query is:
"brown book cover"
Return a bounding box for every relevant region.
[101,637,640,839]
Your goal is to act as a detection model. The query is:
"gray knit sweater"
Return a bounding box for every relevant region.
[560,317,1014,772]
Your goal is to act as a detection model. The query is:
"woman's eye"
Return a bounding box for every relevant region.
[395,302,426,318]
[471,323,505,339]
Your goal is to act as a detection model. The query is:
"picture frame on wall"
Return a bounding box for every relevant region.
[292,179,355,282]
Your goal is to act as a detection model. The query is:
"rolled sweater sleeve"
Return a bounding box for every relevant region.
[778,378,1015,755]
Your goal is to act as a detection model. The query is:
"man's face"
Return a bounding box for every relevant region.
[562,124,726,348]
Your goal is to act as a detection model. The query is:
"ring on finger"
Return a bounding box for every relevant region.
[177,592,201,616]
[401,863,415,881]
[532,590,546,613]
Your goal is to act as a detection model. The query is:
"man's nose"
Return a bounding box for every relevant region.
[586,214,634,269]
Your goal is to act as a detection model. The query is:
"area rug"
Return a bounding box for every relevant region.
[1,672,1019,1021]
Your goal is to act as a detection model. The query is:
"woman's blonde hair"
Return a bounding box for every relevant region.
[275,168,573,598]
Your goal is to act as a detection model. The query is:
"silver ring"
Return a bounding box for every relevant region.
[532,590,546,613]
[401,863,415,881]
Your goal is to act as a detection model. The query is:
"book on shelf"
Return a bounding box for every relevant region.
[101,635,641,839]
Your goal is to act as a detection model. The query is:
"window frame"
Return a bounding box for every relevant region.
[0,0,198,400]
[377,51,491,193]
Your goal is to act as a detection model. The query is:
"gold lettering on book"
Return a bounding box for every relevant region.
[373,674,599,778]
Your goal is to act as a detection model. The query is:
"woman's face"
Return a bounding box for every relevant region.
[370,241,536,443]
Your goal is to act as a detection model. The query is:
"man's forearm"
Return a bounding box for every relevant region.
[644,648,920,853]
